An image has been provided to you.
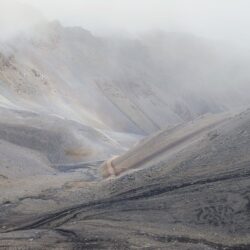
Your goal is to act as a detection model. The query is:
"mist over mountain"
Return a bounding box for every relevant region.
[1,1,250,249]
[1,18,250,134]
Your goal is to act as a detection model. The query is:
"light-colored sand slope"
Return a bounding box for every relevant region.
[101,112,231,177]
[1,108,250,249]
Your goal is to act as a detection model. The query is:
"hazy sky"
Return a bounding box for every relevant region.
[7,0,250,46]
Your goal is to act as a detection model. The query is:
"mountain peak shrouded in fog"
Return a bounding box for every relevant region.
[16,0,250,48]
[1,1,250,249]
[0,15,250,134]
[3,0,250,48]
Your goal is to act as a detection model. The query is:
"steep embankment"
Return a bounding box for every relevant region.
[101,112,230,178]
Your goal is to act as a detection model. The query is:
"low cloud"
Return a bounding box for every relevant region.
[17,0,250,48]
[0,0,44,41]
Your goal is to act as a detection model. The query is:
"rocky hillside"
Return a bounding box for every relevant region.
[1,21,250,135]
[1,107,250,249]
[1,9,250,249]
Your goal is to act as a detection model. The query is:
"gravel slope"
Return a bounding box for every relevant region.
[1,109,250,249]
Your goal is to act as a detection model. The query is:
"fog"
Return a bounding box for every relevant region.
[1,0,250,47]
[16,0,250,48]
[0,0,250,130]
[0,0,44,41]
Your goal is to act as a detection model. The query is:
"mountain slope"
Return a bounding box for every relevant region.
[0,13,250,249]
[1,108,250,249]
[1,21,250,135]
